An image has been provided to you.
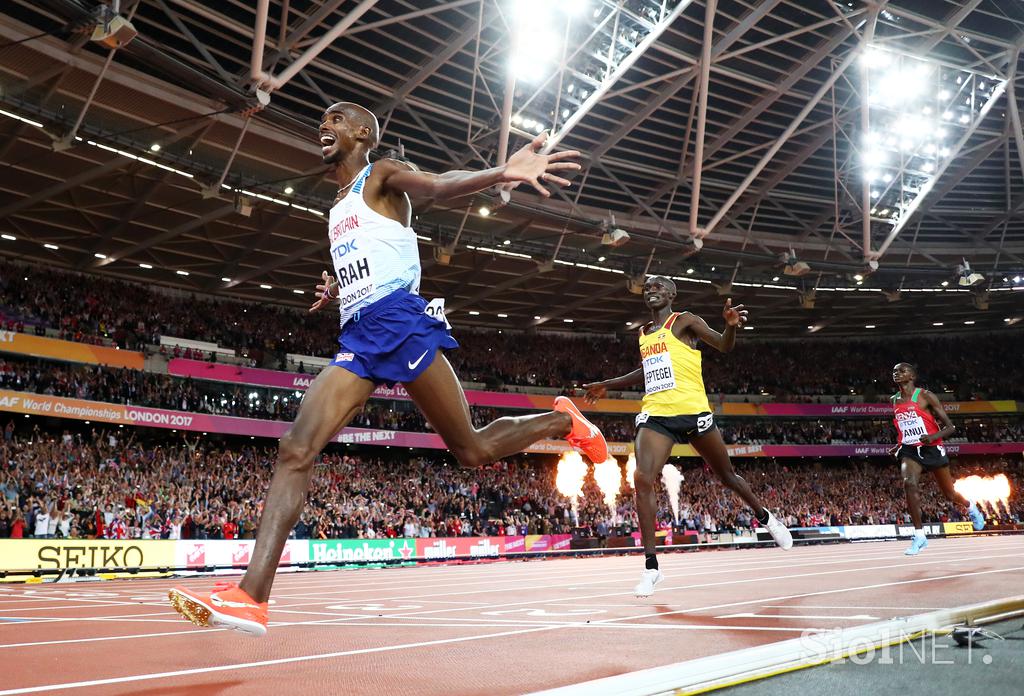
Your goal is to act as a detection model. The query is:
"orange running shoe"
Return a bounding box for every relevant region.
[554,396,609,463]
[168,581,268,637]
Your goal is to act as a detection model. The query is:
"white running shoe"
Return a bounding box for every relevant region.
[764,510,793,550]
[634,568,664,597]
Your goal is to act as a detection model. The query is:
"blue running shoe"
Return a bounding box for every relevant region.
[968,504,985,531]
[904,535,928,556]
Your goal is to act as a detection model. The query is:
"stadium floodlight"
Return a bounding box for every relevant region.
[956,259,986,288]
[850,45,1008,263]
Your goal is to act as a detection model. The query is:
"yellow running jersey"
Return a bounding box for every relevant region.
[638,312,711,416]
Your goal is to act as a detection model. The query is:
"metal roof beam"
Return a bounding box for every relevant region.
[635,22,857,213]
[448,264,551,313]
[530,281,625,327]
[372,10,485,115]
[155,0,234,85]
[873,81,1008,261]
[882,6,1013,50]
[227,237,328,286]
[541,0,698,154]
[587,0,783,164]
[100,204,237,265]
[0,155,124,222]
[916,0,986,53]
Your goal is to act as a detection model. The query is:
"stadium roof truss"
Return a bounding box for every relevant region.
[1,0,1023,337]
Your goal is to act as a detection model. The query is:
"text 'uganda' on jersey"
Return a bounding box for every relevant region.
[328,164,421,328]
[638,312,711,417]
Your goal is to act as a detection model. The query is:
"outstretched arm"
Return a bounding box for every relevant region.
[379,132,581,202]
[582,368,645,404]
[677,298,747,353]
[919,391,956,444]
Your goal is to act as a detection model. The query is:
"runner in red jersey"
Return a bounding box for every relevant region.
[890,362,984,556]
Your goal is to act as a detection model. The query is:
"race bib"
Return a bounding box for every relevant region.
[897,415,928,445]
[643,351,676,395]
[332,239,374,309]
[425,297,451,329]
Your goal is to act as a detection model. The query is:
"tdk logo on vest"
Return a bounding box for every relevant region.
[329,214,360,242]
[331,239,359,262]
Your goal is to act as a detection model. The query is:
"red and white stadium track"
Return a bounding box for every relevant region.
[0,535,1022,695]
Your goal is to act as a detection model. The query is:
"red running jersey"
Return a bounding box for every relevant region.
[891,388,942,446]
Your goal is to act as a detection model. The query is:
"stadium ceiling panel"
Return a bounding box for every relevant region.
[1,0,1023,337]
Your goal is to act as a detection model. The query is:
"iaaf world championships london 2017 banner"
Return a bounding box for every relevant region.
[2,388,1023,459]
[0,330,1014,418]
[166,358,1019,417]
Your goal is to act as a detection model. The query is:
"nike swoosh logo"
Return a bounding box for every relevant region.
[407,349,430,371]
[210,596,258,609]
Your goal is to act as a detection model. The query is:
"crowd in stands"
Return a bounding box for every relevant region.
[3,259,1024,399]
[1,426,1021,543]
[5,355,1024,446]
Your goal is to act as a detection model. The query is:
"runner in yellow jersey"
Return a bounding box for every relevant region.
[583,276,792,597]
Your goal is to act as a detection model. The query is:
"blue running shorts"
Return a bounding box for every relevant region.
[329,290,458,386]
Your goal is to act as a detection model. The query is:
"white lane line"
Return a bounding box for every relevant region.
[269,545,1004,608]
[0,611,180,626]
[759,604,944,610]
[0,625,564,695]
[0,603,148,613]
[4,564,1020,694]
[261,538,1024,596]
[717,612,880,620]
[0,628,230,649]
[265,542,1017,598]
[587,564,1024,628]
[276,549,1024,623]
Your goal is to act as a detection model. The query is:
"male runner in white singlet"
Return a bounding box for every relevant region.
[169,103,608,636]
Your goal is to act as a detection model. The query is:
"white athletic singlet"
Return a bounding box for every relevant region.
[328,164,421,328]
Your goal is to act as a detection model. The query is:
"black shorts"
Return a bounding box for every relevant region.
[635,412,716,444]
[896,443,949,471]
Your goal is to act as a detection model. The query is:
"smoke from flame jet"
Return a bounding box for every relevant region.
[592,458,623,519]
[625,453,637,488]
[661,464,684,524]
[555,451,588,519]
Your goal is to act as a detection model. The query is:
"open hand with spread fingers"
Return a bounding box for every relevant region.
[582,382,608,405]
[501,131,582,197]
[309,270,338,313]
[723,298,748,327]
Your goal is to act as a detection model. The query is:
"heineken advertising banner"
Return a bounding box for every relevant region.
[309,538,417,567]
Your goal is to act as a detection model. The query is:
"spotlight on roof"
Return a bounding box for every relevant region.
[972,291,990,311]
[780,249,810,277]
[626,275,645,295]
[433,245,454,266]
[600,215,630,247]
[883,289,902,303]
[601,228,629,247]
[956,259,986,288]
[799,289,816,309]
[91,2,138,48]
